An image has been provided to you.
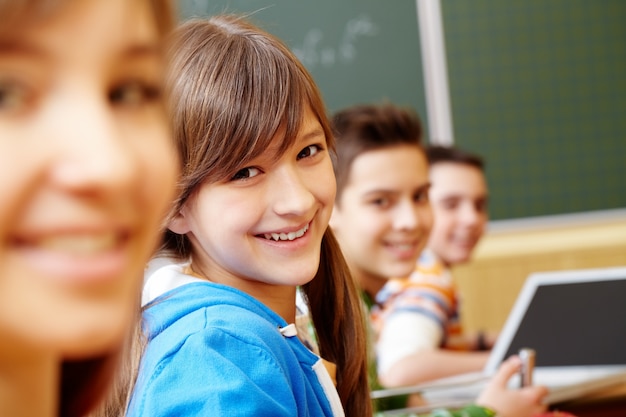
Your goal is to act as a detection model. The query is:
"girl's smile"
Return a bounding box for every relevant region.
[0,0,177,359]
[261,222,310,242]
[12,229,131,285]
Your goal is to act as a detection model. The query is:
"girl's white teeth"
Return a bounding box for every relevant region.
[37,233,118,254]
[264,223,309,241]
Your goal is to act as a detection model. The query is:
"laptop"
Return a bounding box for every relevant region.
[373,265,626,412]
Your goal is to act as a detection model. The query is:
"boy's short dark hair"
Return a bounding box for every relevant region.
[331,102,423,202]
[425,145,485,171]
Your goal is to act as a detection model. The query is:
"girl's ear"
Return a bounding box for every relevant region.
[168,207,191,235]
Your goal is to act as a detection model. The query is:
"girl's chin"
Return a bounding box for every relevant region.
[37,309,131,358]
[58,328,126,359]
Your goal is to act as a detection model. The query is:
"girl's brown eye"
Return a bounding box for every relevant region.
[231,166,261,181]
[297,144,322,160]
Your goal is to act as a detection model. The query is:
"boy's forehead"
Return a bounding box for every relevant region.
[430,162,485,181]
[347,146,426,189]
[429,163,488,196]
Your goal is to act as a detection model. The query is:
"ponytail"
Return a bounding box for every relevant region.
[303,228,372,416]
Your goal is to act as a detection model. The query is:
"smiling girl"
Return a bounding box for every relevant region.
[122,15,370,417]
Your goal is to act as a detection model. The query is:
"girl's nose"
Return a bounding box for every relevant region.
[47,93,137,195]
[270,166,316,217]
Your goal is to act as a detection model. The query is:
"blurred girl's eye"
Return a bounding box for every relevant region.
[414,190,429,204]
[0,79,31,114]
[297,144,322,160]
[109,80,161,107]
[231,166,261,181]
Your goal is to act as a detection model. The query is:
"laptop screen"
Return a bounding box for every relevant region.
[486,266,626,372]
[504,278,626,366]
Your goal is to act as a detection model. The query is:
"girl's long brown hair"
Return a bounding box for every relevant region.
[0,1,176,416]
[145,15,370,416]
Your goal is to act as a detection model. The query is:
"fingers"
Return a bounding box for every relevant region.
[476,355,550,417]
[491,355,522,387]
[524,384,549,404]
[525,387,550,415]
[476,381,549,417]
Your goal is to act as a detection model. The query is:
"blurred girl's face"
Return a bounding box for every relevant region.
[0,0,177,358]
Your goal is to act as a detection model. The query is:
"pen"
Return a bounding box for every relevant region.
[519,348,536,387]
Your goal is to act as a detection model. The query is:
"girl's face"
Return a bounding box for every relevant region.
[331,145,433,286]
[0,0,177,358]
[171,106,335,305]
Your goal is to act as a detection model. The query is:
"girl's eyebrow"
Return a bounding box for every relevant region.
[120,44,161,59]
[300,127,325,141]
[0,41,160,62]
[0,40,45,57]
[265,127,326,155]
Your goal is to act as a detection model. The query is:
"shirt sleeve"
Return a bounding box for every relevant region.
[376,311,444,376]
[127,328,299,417]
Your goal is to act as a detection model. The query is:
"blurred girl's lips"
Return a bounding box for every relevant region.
[13,229,132,285]
[34,232,119,254]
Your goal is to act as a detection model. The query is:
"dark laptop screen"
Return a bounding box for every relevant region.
[504,278,626,366]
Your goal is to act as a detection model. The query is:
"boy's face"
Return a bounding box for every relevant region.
[331,145,432,291]
[427,162,488,266]
[0,0,177,358]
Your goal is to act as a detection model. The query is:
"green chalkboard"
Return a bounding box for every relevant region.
[178,0,428,118]
[441,1,626,220]
[177,1,625,220]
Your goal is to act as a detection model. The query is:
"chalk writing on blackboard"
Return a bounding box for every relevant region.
[293,15,378,69]
[182,0,209,15]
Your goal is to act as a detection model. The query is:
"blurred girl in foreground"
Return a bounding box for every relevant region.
[0,1,177,415]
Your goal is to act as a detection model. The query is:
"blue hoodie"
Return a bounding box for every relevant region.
[126,259,344,417]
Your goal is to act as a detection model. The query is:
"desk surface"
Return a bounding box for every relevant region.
[552,382,626,417]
